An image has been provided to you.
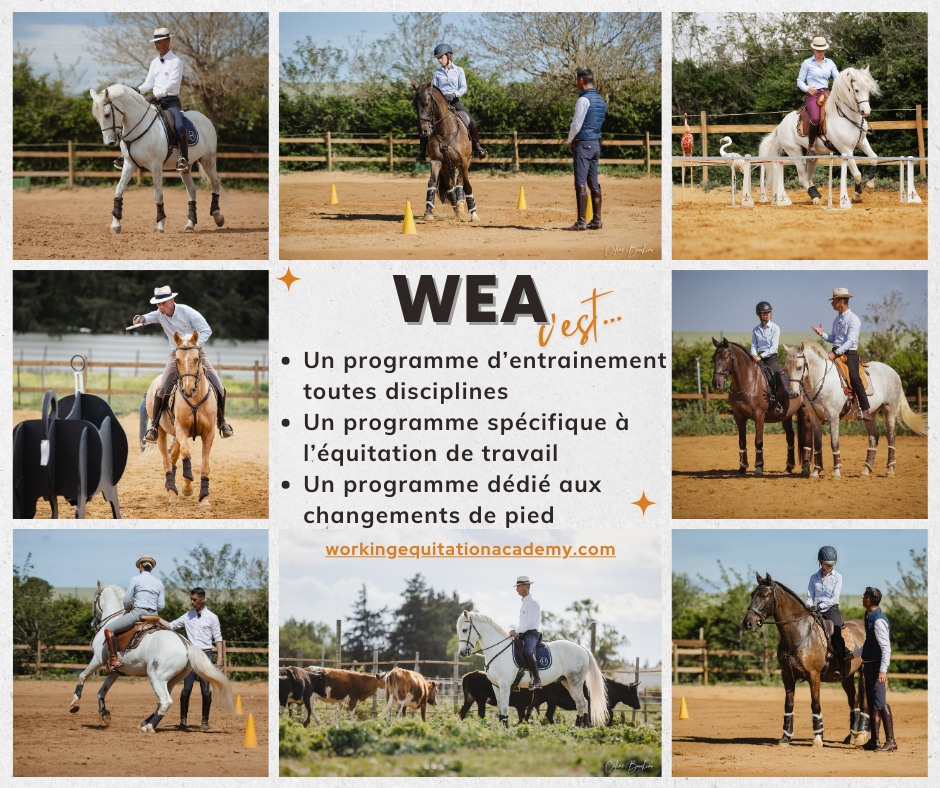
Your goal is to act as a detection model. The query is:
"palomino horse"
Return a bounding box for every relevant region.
[759,67,880,204]
[456,611,607,727]
[412,83,479,222]
[711,338,817,476]
[784,340,928,478]
[69,581,237,732]
[145,331,218,506]
[743,573,868,747]
[89,84,225,233]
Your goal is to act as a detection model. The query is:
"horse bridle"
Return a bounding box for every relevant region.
[459,614,514,668]
[833,77,871,149]
[90,585,121,633]
[176,346,206,396]
[788,352,831,403]
[713,346,758,397]
[749,582,816,628]
[99,93,161,159]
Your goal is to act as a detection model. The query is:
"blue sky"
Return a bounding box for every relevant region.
[672,270,927,333]
[14,529,268,589]
[14,13,112,91]
[673,529,926,599]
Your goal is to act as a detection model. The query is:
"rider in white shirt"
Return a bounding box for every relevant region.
[104,555,165,673]
[508,575,542,690]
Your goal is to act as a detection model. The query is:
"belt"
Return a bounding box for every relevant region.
[140,608,157,613]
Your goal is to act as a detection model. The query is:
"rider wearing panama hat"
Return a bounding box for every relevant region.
[798,36,840,151]
[132,285,234,441]
[811,287,871,420]
[508,576,542,690]
[104,555,165,673]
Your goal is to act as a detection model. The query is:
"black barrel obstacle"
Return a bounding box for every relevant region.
[12,383,128,519]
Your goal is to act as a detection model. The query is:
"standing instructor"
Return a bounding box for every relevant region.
[565,68,606,231]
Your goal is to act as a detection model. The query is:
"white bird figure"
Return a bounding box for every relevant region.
[719,136,747,204]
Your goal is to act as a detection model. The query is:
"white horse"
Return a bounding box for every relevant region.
[68,581,237,732]
[456,610,607,727]
[784,341,927,478]
[89,84,225,234]
[759,67,880,204]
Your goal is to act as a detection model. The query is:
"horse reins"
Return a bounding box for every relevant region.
[102,95,161,169]
[461,615,514,671]
[790,352,833,404]
[90,586,122,633]
[176,347,212,439]
[832,77,871,150]
[714,347,758,398]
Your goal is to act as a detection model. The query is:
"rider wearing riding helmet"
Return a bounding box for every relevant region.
[749,301,790,415]
[797,36,839,151]
[806,545,847,678]
[104,555,165,673]
[417,43,488,163]
[115,27,189,173]
[508,575,542,691]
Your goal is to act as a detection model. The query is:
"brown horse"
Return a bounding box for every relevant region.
[145,330,217,506]
[743,573,869,747]
[412,82,478,223]
[711,337,818,476]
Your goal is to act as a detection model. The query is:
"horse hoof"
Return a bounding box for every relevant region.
[861,467,870,477]
[810,470,820,479]
[811,197,820,205]
[778,740,790,747]
[471,212,481,223]
[423,213,435,222]
[140,724,155,734]
[200,498,211,509]
[754,469,763,477]
[886,467,895,477]
[812,738,823,748]
[110,226,121,235]
[100,710,111,725]
[69,703,80,714]
[154,228,164,234]
[866,179,875,190]
[737,467,747,476]
[167,493,179,503]
[184,224,195,233]
[212,211,225,227]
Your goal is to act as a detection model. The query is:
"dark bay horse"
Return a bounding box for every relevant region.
[412,83,478,223]
[743,573,868,747]
[711,337,819,476]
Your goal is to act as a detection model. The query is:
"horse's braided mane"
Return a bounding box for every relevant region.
[465,611,508,635]
[768,577,805,607]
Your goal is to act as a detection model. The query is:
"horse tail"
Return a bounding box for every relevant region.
[186,642,239,716]
[896,396,928,436]
[584,650,608,727]
[759,126,781,159]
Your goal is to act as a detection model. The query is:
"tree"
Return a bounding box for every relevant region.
[883,548,927,653]
[354,13,461,86]
[280,618,333,661]
[541,598,628,670]
[160,543,267,606]
[86,13,268,142]
[344,585,388,663]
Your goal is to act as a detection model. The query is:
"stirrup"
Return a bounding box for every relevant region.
[474,145,489,159]
[220,422,234,439]
[176,157,190,173]
[113,158,125,171]
[145,426,159,443]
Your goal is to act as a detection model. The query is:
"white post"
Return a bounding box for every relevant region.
[773,162,791,207]
[742,156,754,208]
[826,154,834,209]
[899,158,906,203]
[730,162,738,207]
[906,156,922,203]
[838,158,852,209]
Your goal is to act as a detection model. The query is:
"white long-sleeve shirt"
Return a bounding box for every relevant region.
[140,303,213,348]
[516,595,541,632]
[873,617,891,673]
[806,569,842,611]
[169,608,223,650]
[567,96,590,143]
[139,50,183,99]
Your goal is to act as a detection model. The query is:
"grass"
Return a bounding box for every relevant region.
[279,707,661,777]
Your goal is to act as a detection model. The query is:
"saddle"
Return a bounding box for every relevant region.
[114,616,164,653]
[797,90,830,138]
[512,636,552,671]
[757,361,787,416]
[833,356,873,417]
[156,109,199,153]
[813,614,859,677]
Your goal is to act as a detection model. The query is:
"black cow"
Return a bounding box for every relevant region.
[459,670,532,722]
[279,665,327,727]
[536,677,641,725]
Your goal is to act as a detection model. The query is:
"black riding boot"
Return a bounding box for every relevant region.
[876,705,897,751]
[417,136,428,164]
[146,394,165,443]
[201,694,212,731]
[526,653,542,690]
[178,694,190,728]
[564,188,588,231]
[863,708,882,750]
[469,123,488,159]
[216,389,234,438]
[588,190,603,230]
[177,128,190,173]
[807,122,819,152]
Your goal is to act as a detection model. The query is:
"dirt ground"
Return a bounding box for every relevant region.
[13,678,267,777]
[280,171,661,260]
[13,186,269,260]
[672,685,927,777]
[673,434,927,519]
[672,184,927,260]
[13,409,268,519]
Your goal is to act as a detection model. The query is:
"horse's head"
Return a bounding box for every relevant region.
[412,82,436,138]
[173,330,202,397]
[89,86,123,147]
[711,337,734,391]
[456,610,476,657]
[784,340,825,398]
[837,67,880,118]
[91,580,124,629]
[743,572,777,631]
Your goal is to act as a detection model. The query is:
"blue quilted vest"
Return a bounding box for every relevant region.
[861,607,890,662]
[576,88,607,141]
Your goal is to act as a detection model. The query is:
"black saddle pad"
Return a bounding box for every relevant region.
[160,111,199,148]
[513,642,552,671]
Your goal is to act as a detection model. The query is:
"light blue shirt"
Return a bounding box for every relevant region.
[822,308,861,355]
[798,56,839,92]
[141,302,213,348]
[124,571,165,612]
[432,62,467,101]
[807,569,842,611]
[750,321,781,359]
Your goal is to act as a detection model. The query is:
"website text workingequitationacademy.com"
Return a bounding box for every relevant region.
[324,542,616,560]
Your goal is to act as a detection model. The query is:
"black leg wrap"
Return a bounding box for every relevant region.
[112,196,123,220]
[210,192,220,215]
[182,457,194,481]
[188,200,198,225]
[74,683,84,698]
[156,202,166,223]
[855,181,863,194]
[808,185,822,200]
[466,194,477,213]
[166,468,178,494]
[199,475,210,502]
[425,188,436,210]
[867,164,877,180]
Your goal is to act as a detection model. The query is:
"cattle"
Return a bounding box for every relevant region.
[382,667,438,722]
[307,667,384,720]
[279,665,326,727]
[458,670,640,725]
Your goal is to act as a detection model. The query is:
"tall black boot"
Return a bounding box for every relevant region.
[178,694,190,729]
[564,188,588,231]
[863,707,882,750]
[876,705,897,751]
[587,190,602,230]
[807,121,819,152]
[526,653,542,690]
[216,389,234,438]
[469,123,488,159]
[146,394,165,443]
[177,124,190,173]
[201,694,212,731]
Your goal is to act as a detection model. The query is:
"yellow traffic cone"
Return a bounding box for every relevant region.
[402,201,417,234]
[243,713,258,748]
[517,187,527,210]
[329,184,339,205]
[679,696,690,720]
[585,193,593,223]
[235,694,243,715]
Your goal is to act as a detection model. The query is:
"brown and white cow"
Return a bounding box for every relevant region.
[307,667,384,720]
[381,666,438,722]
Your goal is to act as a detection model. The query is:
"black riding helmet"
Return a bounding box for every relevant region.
[434,43,453,58]
[818,545,838,564]
[756,301,773,314]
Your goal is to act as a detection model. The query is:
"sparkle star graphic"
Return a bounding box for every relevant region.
[277,267,300,291]
[631,491,656,515]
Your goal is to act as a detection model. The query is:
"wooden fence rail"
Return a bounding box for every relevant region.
[670,106,928,183]
[13,141,268,185]
[13,642,267,674]
[280,131,662,173]
[673,386,925,415]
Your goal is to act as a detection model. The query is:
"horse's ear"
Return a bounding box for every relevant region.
[89,88,98,100]
[756,571,765,584]
[712,337,719,347]
[190,330,199,345]
[97,579,103,590]
[411,82,420,91]
[782,343,790,352]
[765,572,774,583]
[173,331,182,345]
